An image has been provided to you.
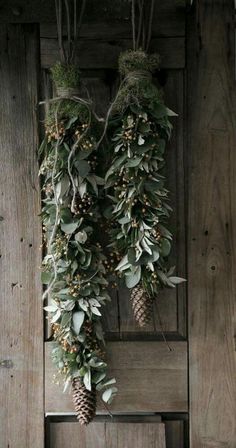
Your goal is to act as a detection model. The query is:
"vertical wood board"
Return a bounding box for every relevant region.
[0,24,44,448]
[187,1,236,446]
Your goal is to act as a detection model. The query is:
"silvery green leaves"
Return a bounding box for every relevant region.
[106,101,185,305]
[39,103,113,406]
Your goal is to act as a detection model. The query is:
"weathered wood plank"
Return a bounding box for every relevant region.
[0,24,44,447]
[45,341,188,413]
[187,1,236,446]
[49,421,166,448]
[40,37,185,70]
[0,0,185,38]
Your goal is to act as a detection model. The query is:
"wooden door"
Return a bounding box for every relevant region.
[0,2,235,448]
[41,3,188,446]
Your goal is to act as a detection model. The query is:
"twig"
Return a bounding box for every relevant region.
[64,0,71,63]
[71,0,86,62]
[145,0,155,52]
[137,0,144,49]
[154,300,172,352]
[131,0,136,50]
[55,0,66,63]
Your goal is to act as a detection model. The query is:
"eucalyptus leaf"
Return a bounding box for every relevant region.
[75,230,87,244]
[72,311,85,334]
[125,266,141,288]
[77,160,90,178]
[61,221,79,234]
[159,238,171,257]
[84,369,91,391]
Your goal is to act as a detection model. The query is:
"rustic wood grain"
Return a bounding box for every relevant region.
[49,421,166,448]
[40,37,185,70]
[0,0,185,38]
[45,341,187,414]
[187,1,236,446]
[0,24,44,447]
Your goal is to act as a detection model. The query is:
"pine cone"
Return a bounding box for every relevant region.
[130,284,153,327]
[72,378,96,425]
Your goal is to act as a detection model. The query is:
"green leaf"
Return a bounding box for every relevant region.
[168,276,186,285]
[41,271,52,285]
[159,238,171,257]
[84,369,91,391]
[93,372,106,384]
[72,311,85,334]
[102,387,118,404]
[138,135,145,145]
[61,312,71,327]
[65,116,78,129]
[78,182,87,197]
[87,175,98,195]
[75,230,87,244]
[126,157,142,167]
[91,306,101,316]
[44,305,57,312]
[60,207,73,223]
[118,216,131,225]
[166,107,178,117]
[127,247,136,264]
[55,175,70,200]
[61,221,79,234]
[125,266,141,288]
[116,255,129,271]
[158,139,166,154]
[77,160,90,177]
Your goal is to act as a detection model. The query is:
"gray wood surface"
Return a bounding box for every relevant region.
[0,24,44,447]
[45,341,188,414]
[40,37,185,70]
[49,422,166,448]
[0,1,185,39]
[187,1,236,446]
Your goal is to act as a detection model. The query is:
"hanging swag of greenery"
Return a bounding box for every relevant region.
[104,49,186,327]
[39,63,117,423]
[38,0,116,426]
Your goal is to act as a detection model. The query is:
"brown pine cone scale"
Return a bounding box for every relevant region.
[130,284,153,327]
[72,378,96,425]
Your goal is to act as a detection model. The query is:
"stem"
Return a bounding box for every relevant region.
[131,0,136,51]
[64,0,71,63]
[145,0,155,52]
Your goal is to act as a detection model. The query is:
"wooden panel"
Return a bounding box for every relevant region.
[0,0,186,38]
[117,70,186,337]
[0,25,44,447]
[49,422,166,448]
[187,1,236,447]
[45,341,187,413]
[40,37,185,70]
[41,69,186,338]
